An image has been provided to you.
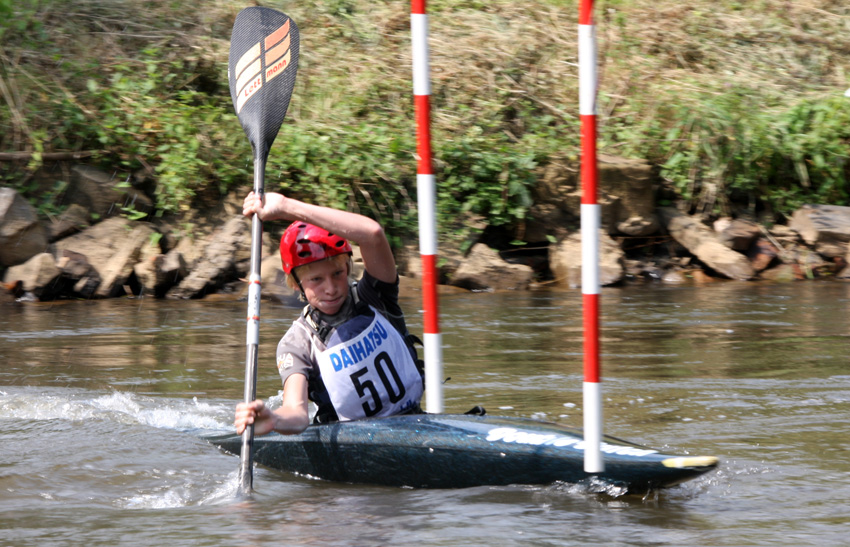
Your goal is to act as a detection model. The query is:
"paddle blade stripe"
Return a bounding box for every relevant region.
[233,21,294,114]
[234,43,261,81]
[265,19,290,49]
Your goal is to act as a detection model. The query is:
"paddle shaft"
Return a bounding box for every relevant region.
[239,154,265,495]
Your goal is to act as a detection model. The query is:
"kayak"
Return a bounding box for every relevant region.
[202,413,717,492]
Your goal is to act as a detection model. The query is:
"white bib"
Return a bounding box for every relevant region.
[316,307,423,421]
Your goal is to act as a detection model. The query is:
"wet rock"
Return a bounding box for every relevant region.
[689,269,716,284]
[549,229,625,288]
[167,217,251,298]
[657,207,755,281]
[53,217,156,297]
[2,252,65,300]
[789,204,850,258]
[57,249,101,298]
[836,257,850,281]
[661,270,687,284]
[449,243,534,291]
[134,249,188,298]
[716,218,760,252]
[760,263,799,283]
[0,187,49,267]
[748,237,780,273]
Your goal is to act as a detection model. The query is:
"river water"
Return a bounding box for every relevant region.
[1,281,848,546]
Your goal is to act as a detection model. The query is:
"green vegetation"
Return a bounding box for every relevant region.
[1,0,848,244]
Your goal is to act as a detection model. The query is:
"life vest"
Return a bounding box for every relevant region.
[315,305,423,421]
[296,288,424,422]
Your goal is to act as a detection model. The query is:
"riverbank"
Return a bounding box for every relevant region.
[2,176,850,304]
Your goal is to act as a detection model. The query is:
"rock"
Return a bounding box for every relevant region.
[65,165,154,219]
[2,252,64,300]
[3,280,24,298]
[689,269,715,284]
[259,254,300,304]
[57,249,101,298]
[0,187,49,267]
[759,263,799,283]
[836,254,850,281]
[661,270,687,284]
[47,204,90,242]
[748,237,780,273]
[134,249,188,297]
[167,217,251,298]
[657,207,755,281]
[617,216,660,237]
[549,229,625,288]
[599,155,660,236]
[767,224,799,245]
[717,218,761,252]
[529,155,659,239]
[788,204,850,258]
[53,217,156,297]
[449,243,534,291]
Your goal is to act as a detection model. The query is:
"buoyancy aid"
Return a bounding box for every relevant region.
[296,285,424,422]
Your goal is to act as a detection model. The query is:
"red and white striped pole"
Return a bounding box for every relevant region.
[579,0,604,473]
[411,0,443,413]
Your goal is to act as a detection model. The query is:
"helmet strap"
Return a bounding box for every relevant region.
[289,270,306,295]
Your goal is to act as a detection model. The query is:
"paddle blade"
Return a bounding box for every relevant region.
[228,7,299,161]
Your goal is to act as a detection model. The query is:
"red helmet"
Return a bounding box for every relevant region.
[279,221,352,274]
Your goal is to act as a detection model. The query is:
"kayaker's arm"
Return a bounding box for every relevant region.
[243,191,397,284]
[273,373,310,434]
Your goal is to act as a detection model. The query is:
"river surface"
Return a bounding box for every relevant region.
[1,281,848,546]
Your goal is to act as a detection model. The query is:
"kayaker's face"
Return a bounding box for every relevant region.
[299,259,349,315]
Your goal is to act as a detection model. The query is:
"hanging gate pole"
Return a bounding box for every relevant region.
[579,0,604,473]
[410,0,443,413]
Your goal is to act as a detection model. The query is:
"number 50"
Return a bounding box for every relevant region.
[349,351,406,416]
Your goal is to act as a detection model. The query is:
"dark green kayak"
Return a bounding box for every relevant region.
[202,413,717,492]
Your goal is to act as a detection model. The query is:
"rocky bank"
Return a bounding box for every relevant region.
[3,157,850,305]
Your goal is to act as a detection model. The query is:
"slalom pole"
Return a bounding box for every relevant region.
[410,0,443,413]
[579,0,604,473]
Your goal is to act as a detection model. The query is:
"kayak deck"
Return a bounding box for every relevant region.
[201,413,717,492]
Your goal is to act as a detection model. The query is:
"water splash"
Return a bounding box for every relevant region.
[0,388,231,431]
[118,469,242,509]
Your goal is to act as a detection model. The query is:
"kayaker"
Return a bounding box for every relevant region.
[234,191,424,436]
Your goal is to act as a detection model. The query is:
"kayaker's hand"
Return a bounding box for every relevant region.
[234,399,276,436]
[242,191,288,222]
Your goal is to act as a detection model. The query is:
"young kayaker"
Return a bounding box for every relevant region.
[234,191,424,436]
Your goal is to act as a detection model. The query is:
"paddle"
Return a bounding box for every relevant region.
[227,6,299,496]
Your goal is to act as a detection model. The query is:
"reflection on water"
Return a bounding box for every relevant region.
[1,281,849,546]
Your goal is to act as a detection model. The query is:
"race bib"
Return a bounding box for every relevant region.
[316,307,423,421]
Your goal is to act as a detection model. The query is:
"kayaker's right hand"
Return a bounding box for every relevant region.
[234,399,276,436]
[242,191,288,222]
